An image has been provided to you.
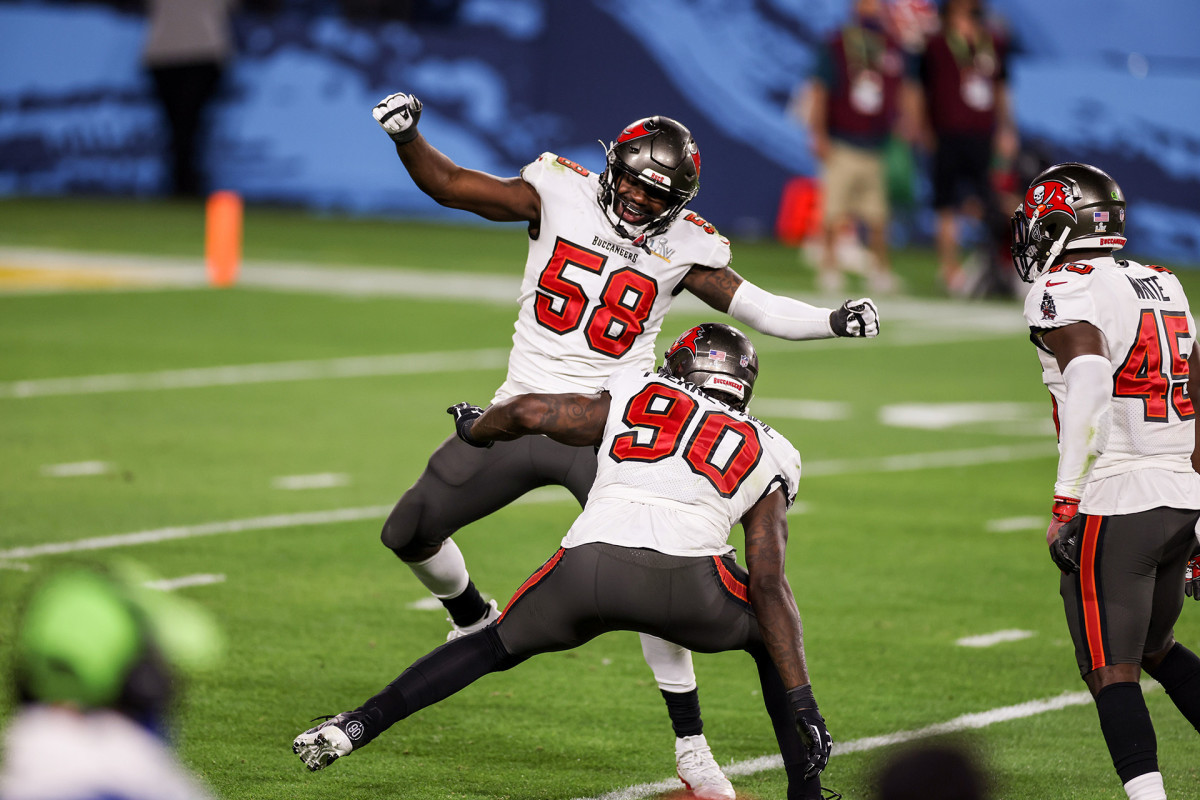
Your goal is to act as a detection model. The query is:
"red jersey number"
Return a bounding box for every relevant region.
[610,384,762,496]
[534,239,658,358]
[1113,309,1195,422]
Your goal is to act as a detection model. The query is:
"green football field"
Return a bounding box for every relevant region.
[1,198,1197,799]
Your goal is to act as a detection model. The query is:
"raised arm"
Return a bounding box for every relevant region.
[373,92,541,225]
[447,392,610,449]
[682,265,880,339]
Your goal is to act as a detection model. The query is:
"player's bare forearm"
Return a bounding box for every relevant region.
[472,391,610,447]
[743,491,810,690]
[682,265,745,312]
[395,136,539,223]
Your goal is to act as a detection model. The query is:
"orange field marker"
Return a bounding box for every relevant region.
[205,190,243,287]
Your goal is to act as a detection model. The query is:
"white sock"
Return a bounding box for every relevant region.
[1124,771,1166,800]
[639,633,697,693]
[408,540,470,599]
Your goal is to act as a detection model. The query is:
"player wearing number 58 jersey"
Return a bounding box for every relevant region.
[363,92,880,796]
[1013,162,1200,800]
[294,324,839,800]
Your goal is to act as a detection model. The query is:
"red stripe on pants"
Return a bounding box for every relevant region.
[1079,515,1106,671]
[712,556,749,603]
[499,548,565,622]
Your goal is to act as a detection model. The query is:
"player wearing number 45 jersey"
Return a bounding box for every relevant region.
[1013,162,1200,800]
[365,91,879,796]
[295,324,839,800]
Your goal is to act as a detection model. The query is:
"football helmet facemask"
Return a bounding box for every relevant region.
[1010,162,1127,282]
[659,323,758,410]
[598,116,701,246]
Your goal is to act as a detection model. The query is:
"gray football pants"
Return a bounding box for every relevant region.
[380,433,596,559]
[380,433,700,693]
[361,543,820,797]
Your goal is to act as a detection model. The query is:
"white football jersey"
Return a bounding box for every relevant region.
[492,152,732,403]
[561,367,803,556]
[1024,255,1200,514]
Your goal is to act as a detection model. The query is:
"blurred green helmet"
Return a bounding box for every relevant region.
[13,564,222,711]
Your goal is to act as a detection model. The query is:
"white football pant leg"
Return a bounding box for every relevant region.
[640,633,697,693]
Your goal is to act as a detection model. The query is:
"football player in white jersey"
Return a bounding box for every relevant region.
[364,92,879,795]
[295,324,839,800]
[1012,162,1200,800]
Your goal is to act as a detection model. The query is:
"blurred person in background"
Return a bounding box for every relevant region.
[802,0,909,295]
[295,323,840,800]
[914,0,1018,297]
[142,0,237,197]
[365,91,880,799]
[0,563,223,800]
[873,741,989,800]
[1012,162,1200,800]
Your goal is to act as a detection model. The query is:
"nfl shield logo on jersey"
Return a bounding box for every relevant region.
[1040,291,1057,321]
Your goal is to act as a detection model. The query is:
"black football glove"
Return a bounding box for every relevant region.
[1048,496,1082,574]
[447,402,491,448]
[828,298,879,338]
[372,92,423,144]
[1186,556,1200,601]
[786,684,832,780]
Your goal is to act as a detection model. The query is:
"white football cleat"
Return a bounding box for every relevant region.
[446,599,500,641]
[676,734,735,800]
[292,712,361,771]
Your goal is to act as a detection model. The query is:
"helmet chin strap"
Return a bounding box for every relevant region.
[1038,226,1073,278]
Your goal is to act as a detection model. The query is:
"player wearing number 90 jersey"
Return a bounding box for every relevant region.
[1013,162,1200,800]
[293,324,837,799]
[563,366,800,556]
[369,93,879,797]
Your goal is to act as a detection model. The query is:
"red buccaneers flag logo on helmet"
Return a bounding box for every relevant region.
[1024,180,1077,222]
[666,326,705,359]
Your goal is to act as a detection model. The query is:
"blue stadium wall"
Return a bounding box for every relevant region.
[2,0,1198,262]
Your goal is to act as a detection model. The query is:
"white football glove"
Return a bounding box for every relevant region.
[829,297,879,338]
[372,92,423,144]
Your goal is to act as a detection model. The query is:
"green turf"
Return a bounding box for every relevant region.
[1,198,1198,799]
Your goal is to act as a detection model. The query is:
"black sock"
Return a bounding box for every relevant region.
[1094,681,1158,784]
[1146,642,1200,733]
[661,687,704,738]
[441,580,489,627]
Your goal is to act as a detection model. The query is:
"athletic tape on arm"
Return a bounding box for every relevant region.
[1055,354,1113,499]
[727,281,835,341]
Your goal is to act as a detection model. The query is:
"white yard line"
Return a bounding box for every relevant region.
[0,506,394,561]
[40,460,113,477]
[801,442,1057,477]
[271,473,351,490]
[0,487,578,561]
[0,445,1055,563]
[986,516,1045,533]
[574,684,1158,800]
[955,629,1036,648]
[143,573,226,591]
[0,349,510,399]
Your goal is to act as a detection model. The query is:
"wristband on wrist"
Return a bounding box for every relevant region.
[786,684,818,714]
[1052,495,1080,523]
